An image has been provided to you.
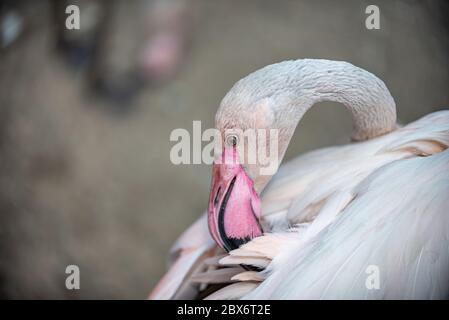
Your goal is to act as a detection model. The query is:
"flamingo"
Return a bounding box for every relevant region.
[150,59,449,299]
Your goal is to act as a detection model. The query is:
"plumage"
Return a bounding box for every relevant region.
[190,267,244,284]
[150,59,449,300]
[246,147,449,299]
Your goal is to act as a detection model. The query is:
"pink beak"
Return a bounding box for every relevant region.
[207,147,263,252]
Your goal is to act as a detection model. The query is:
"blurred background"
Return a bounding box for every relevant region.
[0,0,448,299]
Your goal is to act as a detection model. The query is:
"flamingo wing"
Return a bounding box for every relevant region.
[213,111,449,299]
[245,148,449,299]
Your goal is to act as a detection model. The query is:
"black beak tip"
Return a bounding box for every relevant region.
[222,236,262,272]
[223,236,252,252]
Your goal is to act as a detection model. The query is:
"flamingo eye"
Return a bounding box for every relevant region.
[225,134,239,148]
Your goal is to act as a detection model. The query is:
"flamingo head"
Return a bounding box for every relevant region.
[206,63,307,251]
[207,96,290,251]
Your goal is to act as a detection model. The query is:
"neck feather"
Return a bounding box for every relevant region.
[226,59,397,141]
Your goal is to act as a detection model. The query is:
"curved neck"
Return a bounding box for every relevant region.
[219,59,398,192]
[289,59,397,141]
[228,59,397,142]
